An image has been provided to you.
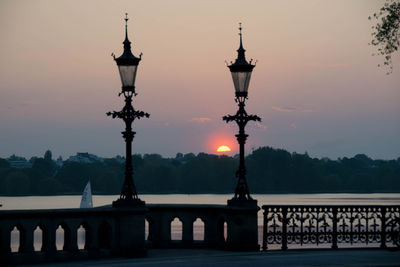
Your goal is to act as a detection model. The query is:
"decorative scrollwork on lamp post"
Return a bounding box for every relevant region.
[223,23,260,207]
[107,14,148,207]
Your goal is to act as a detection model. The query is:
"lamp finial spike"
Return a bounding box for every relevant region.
[239,22,243,49]
[124,13,129,41]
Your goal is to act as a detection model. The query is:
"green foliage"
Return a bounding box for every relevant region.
[0,147,399,195]
[369,0,400,74]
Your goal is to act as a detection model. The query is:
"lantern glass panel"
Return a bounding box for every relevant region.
[118,65,138,88]
[231,71,252,94]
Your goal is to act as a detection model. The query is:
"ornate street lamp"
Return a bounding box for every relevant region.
[223,23,260,206]
[107,14,148,207]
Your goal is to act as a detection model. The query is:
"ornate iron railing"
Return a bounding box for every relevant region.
[262,205,400,250]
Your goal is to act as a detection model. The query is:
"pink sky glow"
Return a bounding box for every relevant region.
[0,0,399,160]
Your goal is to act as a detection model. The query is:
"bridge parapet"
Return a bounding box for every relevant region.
[146,204,259,251]
[0,203,260,264]
[0,206,146,265]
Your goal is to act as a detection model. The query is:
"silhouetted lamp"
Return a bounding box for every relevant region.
[113,14,142,94]
[228,23,255,99]
[223,23,260,207]
[108,14,148,207]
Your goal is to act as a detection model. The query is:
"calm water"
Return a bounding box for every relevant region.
[1,193,400,210]
[1,194,399,251]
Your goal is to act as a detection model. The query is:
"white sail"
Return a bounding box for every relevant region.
[80,181,93,208]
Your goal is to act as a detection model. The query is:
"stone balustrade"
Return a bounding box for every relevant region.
[146,204,259,250]
[0,203,259,265]
[0,206,146,265]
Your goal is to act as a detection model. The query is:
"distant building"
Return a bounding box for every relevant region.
[67,152,104,163]
[6,155,33,168]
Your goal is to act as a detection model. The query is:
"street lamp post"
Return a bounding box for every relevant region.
[223,23,260,207]
[107,14,148,207]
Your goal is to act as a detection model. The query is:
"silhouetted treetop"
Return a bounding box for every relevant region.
[369,0,400,74]
[0,147,399,195]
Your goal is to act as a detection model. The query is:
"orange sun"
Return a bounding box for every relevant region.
[217,145,231,153]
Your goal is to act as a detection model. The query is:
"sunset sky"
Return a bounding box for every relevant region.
[0,0,399,160]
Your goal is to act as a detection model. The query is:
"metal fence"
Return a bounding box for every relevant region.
[262,205,400,250]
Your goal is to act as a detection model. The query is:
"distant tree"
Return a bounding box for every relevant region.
[369,0,400,74]
[32,157,57,179]
[1,147,400,195]
[143,154,162,161]
[5,171,30,195]
[183,153,195,161]
[0,158,10,168]
[29,157,38,164]
[44,150,52,161]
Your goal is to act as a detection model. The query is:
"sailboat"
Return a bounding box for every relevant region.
[80,180,93,208]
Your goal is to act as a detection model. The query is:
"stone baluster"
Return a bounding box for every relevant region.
[45,223,57,253]
[162,216,172,245]
[148,214,162,247]
[65,222,78,252]
[216,219,225,245]
[205,217,218,247]
[109,223,118,251]
[85,221,98,251]
[19,222,35,253]
[39,224,48,252]
[0,224,11,254]
[182,217,194,244]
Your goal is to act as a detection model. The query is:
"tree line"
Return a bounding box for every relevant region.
[0,147,399,196]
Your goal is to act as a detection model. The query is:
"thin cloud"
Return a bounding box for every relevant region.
[271,106,297,112]
[291,122,297,129]
[272,106,314,113]
[189,117,211,123]
[304,62,349,68]
[4,100,41,111]
[255,122,267,130]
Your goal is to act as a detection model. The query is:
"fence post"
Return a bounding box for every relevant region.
[281,207,288,250]
[380,207,387,249]
[332,207,338,249]
[262,207,268,251]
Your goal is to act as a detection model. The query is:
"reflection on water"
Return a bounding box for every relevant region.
[2,193,399,250]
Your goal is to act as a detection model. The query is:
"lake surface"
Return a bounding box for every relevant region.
[2,194,399,251]
[1,193,400,210]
